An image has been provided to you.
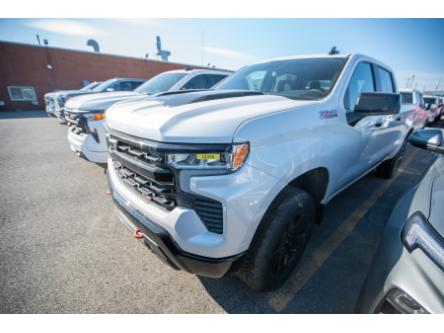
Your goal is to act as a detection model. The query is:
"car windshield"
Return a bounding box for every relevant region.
[135,72,187,94]
[424,97,437,109]
[92,79,119,92]
[80,81,101,91]
[214,57,347,100]
[400,92,413,104]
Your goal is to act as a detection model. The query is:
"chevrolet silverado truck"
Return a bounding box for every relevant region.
[423,95,442,123]
[65,69,231,164]
[51,78,145,124]
[399,88,428,130]
[44,81,101,117]
[105,54,410,291]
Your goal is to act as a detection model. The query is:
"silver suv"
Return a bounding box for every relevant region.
[357,129,444,313]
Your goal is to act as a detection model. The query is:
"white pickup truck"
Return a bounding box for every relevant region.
[105,54,409,291]
[65,69,230,164]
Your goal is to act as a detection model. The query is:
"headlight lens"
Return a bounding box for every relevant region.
[166,143,249,171]
[402,211,444,271]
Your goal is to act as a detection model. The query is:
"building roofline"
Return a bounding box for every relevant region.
[0,40,229,71]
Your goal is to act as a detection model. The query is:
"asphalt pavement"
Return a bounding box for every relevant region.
[0,111,440,313]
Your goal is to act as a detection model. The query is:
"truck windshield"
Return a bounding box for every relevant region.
[214,57,347,100]
[400,92,413,104]
[135,72,187,95]
[424,97,437,110]
[92,79,119,92]
[80,81,101,91]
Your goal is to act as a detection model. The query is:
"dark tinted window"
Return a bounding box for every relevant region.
[130,81,143,90]
[424,97,437,110]
[344,63,375,111]
[115,81,134,91]
[182,75,212,89]
[400,92,413,104]
[215,58,347,100]
[377,67,395,93]
[208,74,228,87]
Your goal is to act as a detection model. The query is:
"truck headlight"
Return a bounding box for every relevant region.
[166,143,249,171]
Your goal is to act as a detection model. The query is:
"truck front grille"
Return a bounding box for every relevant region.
[107,130,224,234]
[65,109,88,135]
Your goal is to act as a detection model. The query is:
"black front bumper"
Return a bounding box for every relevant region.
[108,173,241,278]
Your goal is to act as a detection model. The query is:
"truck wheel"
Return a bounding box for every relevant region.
[237,187,315,292]
[375,137,407,179]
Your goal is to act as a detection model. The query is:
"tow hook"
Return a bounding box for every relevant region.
[133,229,144,239]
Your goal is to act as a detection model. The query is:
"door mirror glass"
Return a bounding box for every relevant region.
[354,92,400,115]
[409,129,444,154]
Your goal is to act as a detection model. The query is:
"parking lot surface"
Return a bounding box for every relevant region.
[0,111,439,313]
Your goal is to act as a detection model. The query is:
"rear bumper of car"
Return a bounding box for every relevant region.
[108,172,242,278]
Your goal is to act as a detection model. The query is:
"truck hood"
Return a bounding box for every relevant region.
[59,90,95,99]
[65,91,141,111]
[106,90,318,143]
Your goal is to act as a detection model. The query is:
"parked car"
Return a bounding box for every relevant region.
[423,95,441,123]
[356,128,444,313]
[51,78,145,124]
[105,53,410,291]
[65,69,231,164]
[44,81,101,117]
[399,88,428,130]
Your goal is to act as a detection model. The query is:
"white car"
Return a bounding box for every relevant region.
[423,95,441,123]
[105,54,409,291]
[65,69,231,164]
[399,88,428,130]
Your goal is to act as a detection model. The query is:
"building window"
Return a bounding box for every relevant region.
[7,86,37,102]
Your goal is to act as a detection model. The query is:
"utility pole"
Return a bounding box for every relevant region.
[436,77,442,91]
[405,77,410,88]
[410,75,416,89]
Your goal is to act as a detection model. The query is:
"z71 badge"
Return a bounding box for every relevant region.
[320,110,338,119]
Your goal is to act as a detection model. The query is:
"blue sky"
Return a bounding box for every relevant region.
[1,18,444,90]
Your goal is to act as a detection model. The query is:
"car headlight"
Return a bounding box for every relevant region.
[402,211,444,271]
[166,143,249,171]
[84,112,105,122]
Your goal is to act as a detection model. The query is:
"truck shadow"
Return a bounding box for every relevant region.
[0,110,49,119]
[199,144,434,313]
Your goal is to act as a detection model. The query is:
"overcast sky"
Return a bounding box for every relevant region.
[1,18,444,90]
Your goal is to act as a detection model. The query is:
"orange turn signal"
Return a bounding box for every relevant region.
[232,143,249,170]
[92,112,105,121]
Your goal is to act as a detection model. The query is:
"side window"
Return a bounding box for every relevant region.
[207,74,228,88]
[117,81,134,91]
[130,81,143,90]
[377,67,395,93]
[344,63,375,111]
[182,75,205,90]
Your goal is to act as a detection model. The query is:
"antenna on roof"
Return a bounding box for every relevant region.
[329,46,339,55]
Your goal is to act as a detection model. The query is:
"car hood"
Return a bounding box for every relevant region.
[65,91,142,111]
[106,90,317,143]
[59,90,95,99]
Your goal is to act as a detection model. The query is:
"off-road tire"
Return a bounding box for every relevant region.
[237,187,315,292]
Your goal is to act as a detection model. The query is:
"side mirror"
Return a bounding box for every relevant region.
[354,92,401,116]
[409,129,444,154]
[106,87,115,92]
